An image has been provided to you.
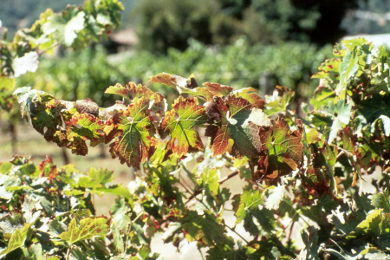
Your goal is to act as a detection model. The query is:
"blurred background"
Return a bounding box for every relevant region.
[1,0,390,173]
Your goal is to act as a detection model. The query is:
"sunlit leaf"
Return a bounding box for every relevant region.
[109,97,156,168]
[43,7,86,46]
[160,96,207,157]
[59,217,109,244]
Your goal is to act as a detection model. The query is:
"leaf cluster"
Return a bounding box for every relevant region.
[4,7,390,258]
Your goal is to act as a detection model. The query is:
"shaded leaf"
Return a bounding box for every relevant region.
[205,95,262,158]
[259,118,303,178]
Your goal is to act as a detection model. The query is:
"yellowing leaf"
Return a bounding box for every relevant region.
[109,97,156,169]
[160,97,207,157]
[259,118,303,178]
[59,217,109,245]
[0,223,31,257]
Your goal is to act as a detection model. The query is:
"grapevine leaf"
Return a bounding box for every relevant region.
[42,7,86,46]
[259,118,303,178]
[55,112,105,155]
[0,76,15,111]
[234,87,265,109]
[105,82,166,116]
[358,94,390,126]
[206,239,247,260]
[264,86,295,116]
[87,168,113,185]
[235,186,263,224]
[264,185,286,210]
[181,82,233,100]
[328,100,352,144]
[97,186,131,199]
[310,86,335,111]
[371,192,390,213]
[160,96,207,157]
[28,243,46,260]
[111,197,130,253]
[355,209,383,236]
[306,128,321,144]
[0,223,31,257]
[13,87,54,125]
[311,59,340,87]
[205,95,262,158]
[31,99,68,142]
[109,97,156,169]
[71,247,88,260]
[181,211,226,246]
[12,51,39,77]
[150,72,194,92]
[59,217,109,245]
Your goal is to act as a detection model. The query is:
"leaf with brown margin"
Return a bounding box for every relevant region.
[150,72,189,90]
[160,97,207,158]
[106,82,166,117]
[54,112,106,155]
[205,95,262,158]
[234,87,265,109]
[30,98,67,142]
[182,82,233,100]
[259,118,303,178]
[109,97,156,169]
[311,58,341,84]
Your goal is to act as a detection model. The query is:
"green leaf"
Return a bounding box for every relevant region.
[328,100,352,144]
[264,86,295,116]
[109,97,156,169]
[28,243,46,260]
[0,76,15,111]
[0,162,12,174]
[235,186,263,224]
[234,87,265,109]
[355,209,383,236]
[310,86,335,111]
[59,217,109,245]
[71,247,88,260]
[0,223,31,257]
[97,185,131,199]
[205,95,262,158]
[87,168,113,185]
[311,59,340,88]
[372,192,390,213]
[181,211,226,246]
[161,96,207,157]
[42,7,86,46]
[111,197,131,232]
